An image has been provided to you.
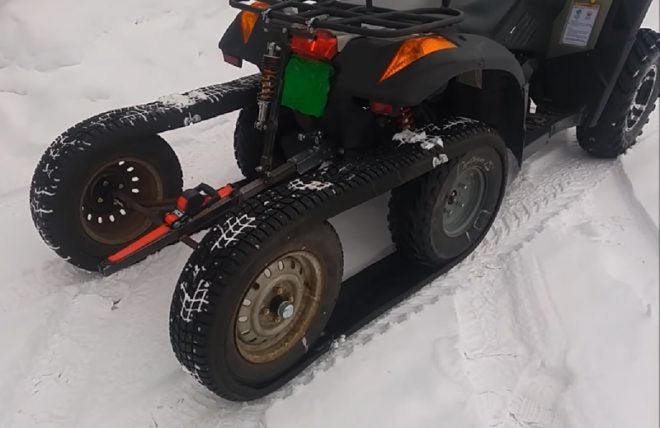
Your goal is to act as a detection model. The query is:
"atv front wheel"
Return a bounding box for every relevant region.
[389,122,507,266]
[169,220,342,401]
[577,29,660,158]
[30,135,183,271]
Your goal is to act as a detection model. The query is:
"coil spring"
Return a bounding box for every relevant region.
[258,54,280,103]
[398,107,415,130]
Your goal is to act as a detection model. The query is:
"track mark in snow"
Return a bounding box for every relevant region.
[455,254,570,427]
[508,362,568,427]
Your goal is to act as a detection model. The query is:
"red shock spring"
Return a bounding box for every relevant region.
[255,43,281,130]
[258,54,279,103]
[398,107,415,130]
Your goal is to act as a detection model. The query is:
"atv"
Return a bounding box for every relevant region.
[29,0,658,401]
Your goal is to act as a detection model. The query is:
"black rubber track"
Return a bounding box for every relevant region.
[577,29,660,158]
[30,74,260,266]
[169,117,507,401]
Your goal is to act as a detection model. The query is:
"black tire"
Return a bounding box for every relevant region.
[169,219,343,401]
[30,135,183,271]
[389,122,507,266]
[577,29,660,158]
[233,103,294,179]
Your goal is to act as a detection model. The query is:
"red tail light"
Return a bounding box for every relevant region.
[223,52,243,68]
[290,30,338,62]
[370,101,395,116]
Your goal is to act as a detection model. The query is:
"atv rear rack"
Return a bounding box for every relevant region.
[229,0,464,38]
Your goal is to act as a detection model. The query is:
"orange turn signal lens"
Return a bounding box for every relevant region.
[240,1,269,44]
[380,36,456,82]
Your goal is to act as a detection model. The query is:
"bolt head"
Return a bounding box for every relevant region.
[278,302,295,320]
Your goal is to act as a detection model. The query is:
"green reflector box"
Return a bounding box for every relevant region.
[281,55,333,118]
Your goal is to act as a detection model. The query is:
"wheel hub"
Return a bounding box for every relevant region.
[235,251,324,364]
[625,64,658,132]
[442,167,486,237]
[277,301,295,320]
[80,158,163,245]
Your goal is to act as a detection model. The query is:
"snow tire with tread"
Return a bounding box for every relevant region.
[30,134,183,271]
[389,122,507,267]
[577,28,660,158]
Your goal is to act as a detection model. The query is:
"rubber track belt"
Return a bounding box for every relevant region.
[40,73,260,164]
[172,120,497,397]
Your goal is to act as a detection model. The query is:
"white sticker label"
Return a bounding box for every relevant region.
[561,3,600,48]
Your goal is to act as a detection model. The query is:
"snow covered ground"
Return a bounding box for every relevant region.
[0,1,658,427]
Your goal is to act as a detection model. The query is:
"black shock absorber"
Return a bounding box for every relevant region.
[256,42,281,131]
[255,41,286,174]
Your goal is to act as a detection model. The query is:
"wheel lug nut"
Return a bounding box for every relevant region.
[118,184,124,190]
[278,301,295,320]
[97,197,104,203]
[459,203,465,208]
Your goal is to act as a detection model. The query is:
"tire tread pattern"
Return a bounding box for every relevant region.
[577,29,660,158]
[388,121,503,266]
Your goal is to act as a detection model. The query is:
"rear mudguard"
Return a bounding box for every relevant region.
[219,15,270,66]
[334,34,526,163]
[334,33,525,107]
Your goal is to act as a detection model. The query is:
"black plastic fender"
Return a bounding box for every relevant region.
[334,33,524,106]
[219,14,270,67]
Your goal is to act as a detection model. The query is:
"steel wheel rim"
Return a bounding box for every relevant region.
[235,251,324,364]
[625,64,658,132]
[442,166,487,237]
[80,157,163,245]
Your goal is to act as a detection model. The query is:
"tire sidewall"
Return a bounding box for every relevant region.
[191,221,342,396]
[429,144,505,261]
[44,136,182,270]
[234,103,294,179]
